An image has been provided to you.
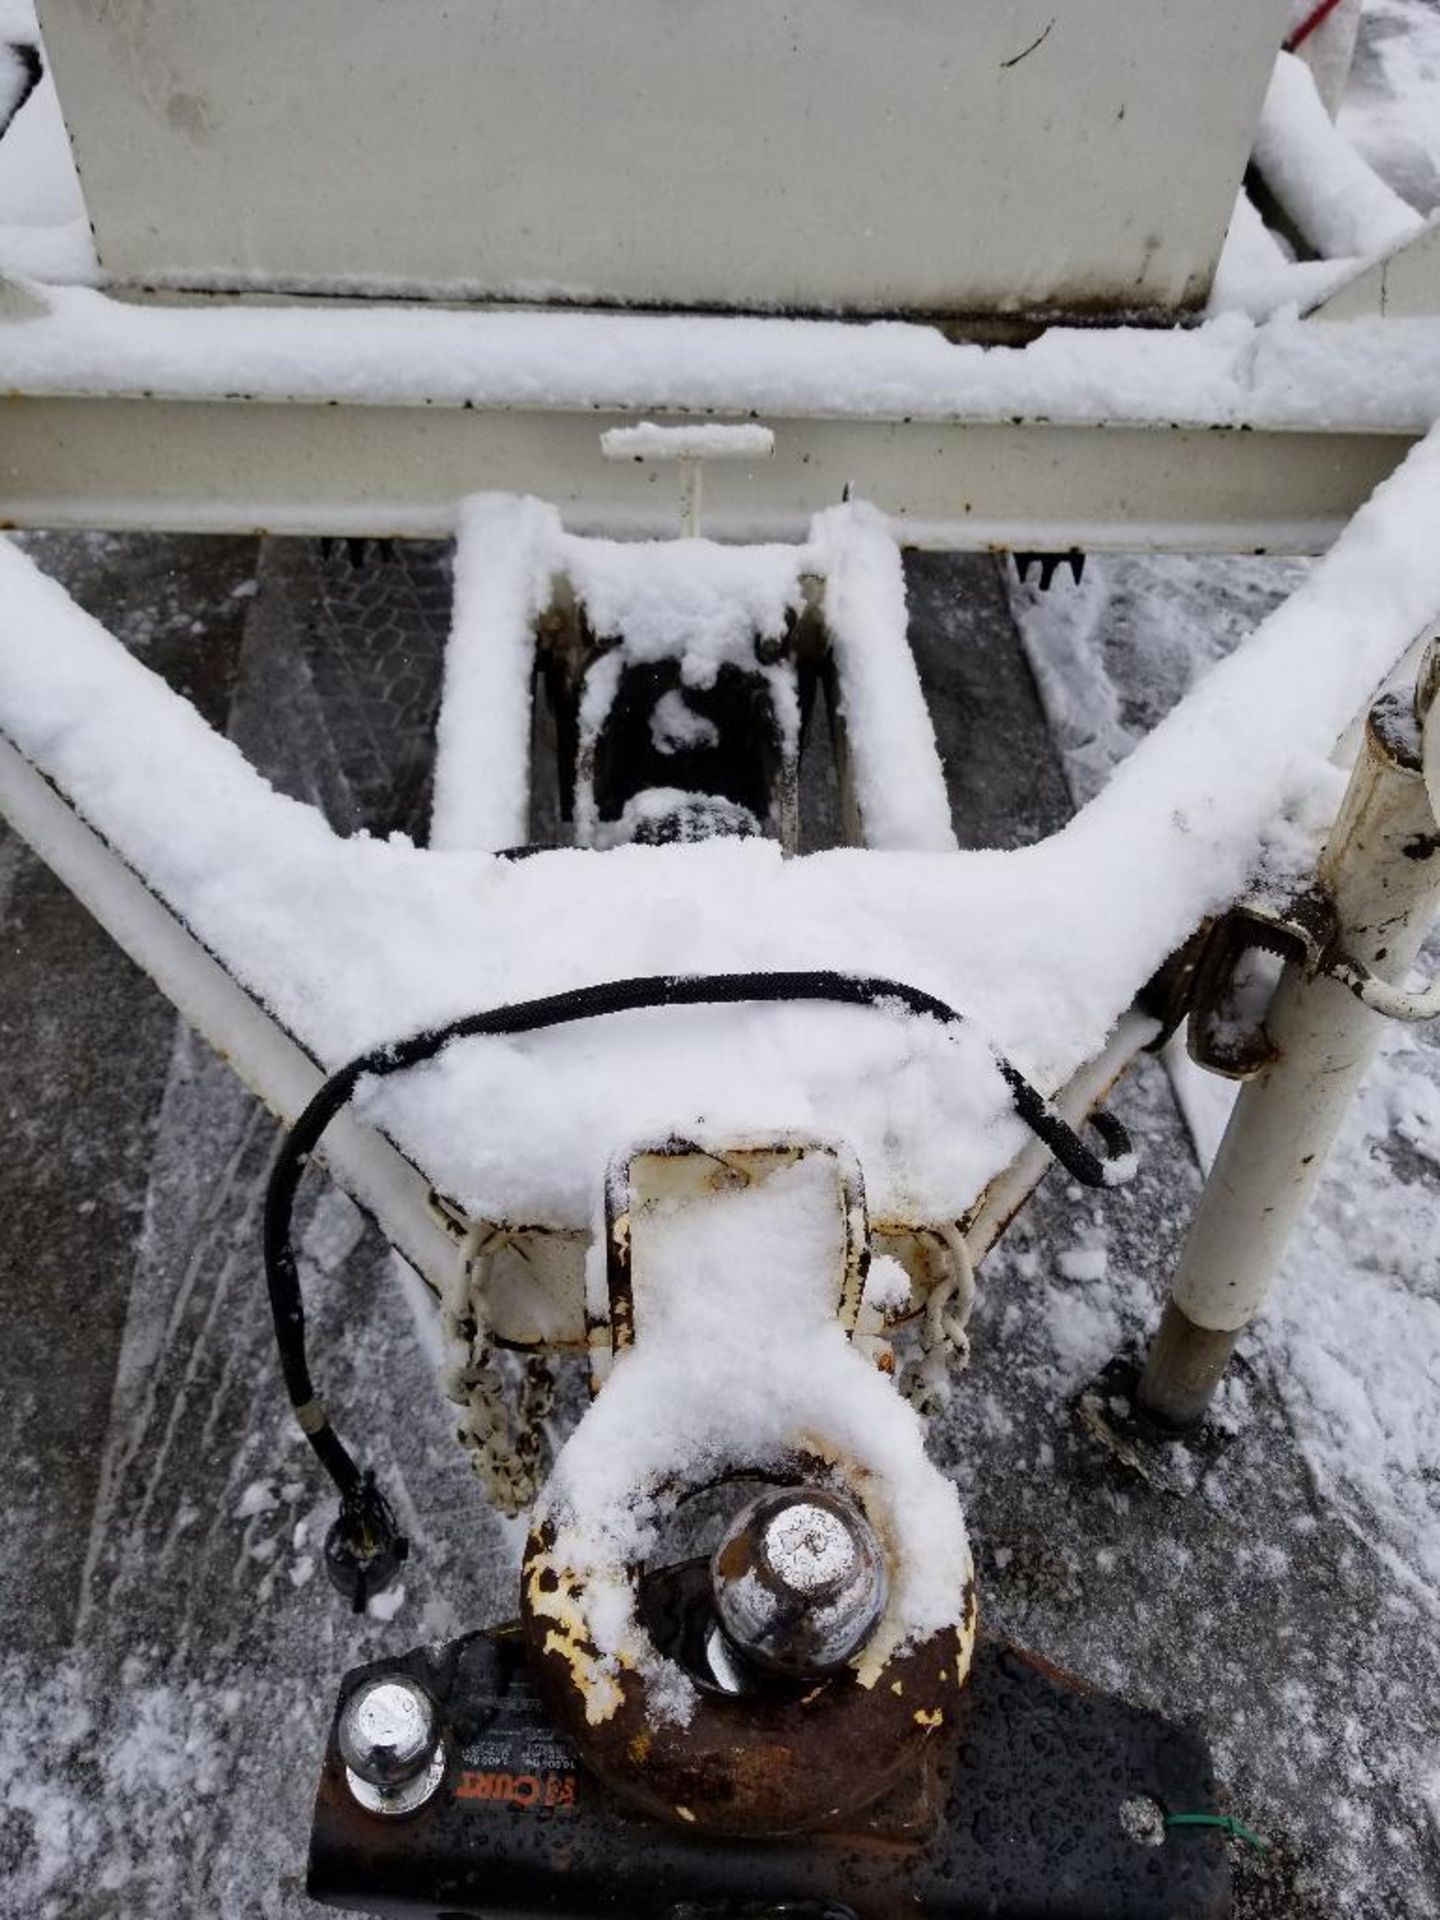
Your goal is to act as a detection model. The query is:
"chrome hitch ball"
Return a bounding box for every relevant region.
[710,1486,888,1679]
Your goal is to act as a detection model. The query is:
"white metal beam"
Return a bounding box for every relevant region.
[1309,212,1440,322]
[0,393,1416,552]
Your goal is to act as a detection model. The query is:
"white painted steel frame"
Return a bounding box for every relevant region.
[0,393,1419,552]
[0,507,1160,1346]
[0,699,1161,1348]
[3,267,1439,1388]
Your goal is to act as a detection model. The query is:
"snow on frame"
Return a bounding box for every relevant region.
[4,431,1440,1231]
[431,497,953,854]
[1210,43,1431,323]
[1253,49,1425,264]
[600,421,775,462]
[2,276,1440,433]
[430,493,555,853]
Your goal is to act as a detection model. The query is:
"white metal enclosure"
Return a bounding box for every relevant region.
[37,0,1288,317]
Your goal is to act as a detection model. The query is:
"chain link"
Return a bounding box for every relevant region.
[441,1242,556,1517]
[904,1225,976,1417]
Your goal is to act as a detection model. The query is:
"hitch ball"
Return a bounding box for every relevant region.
[337,1674,445,1816]
[711,1486,888,1679]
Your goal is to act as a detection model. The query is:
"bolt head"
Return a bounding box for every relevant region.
[338,1675,438,1791]
[711,1487,888,1678]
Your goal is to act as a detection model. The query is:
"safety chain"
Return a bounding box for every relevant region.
[441,1240,556,1517]
[452,1344,556,1517]
[904,1225,976,1416]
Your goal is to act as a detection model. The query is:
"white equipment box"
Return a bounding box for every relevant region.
[38,0,1287,320]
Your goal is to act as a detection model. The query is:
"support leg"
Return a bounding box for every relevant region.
[1139,679,1440,1428]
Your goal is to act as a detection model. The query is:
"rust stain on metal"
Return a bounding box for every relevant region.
[523,1532,627,1727]
[524,1521,963,1839]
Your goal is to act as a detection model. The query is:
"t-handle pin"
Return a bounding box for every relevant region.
[600,420,776,536]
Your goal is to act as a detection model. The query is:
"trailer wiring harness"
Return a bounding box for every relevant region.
[261,969,1135,1607]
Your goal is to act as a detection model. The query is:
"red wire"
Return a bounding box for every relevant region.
[1284,0,1347,54]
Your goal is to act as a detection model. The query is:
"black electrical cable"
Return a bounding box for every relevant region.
[264,969,1134,1506]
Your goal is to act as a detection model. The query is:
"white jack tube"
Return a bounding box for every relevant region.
[1140,675,1440,1426]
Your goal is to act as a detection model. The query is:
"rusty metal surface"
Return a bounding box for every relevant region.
[307,1625,1230,1918]
[522,1539,969,1838]
[1186,889,1338,1080]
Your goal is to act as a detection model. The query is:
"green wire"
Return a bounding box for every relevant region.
[1165,1812,1268,1851]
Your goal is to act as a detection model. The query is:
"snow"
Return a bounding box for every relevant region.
[0,3,96,285]
[0,0,1435,403]
[1056,1244,1109,1284]
[366,1581,407,1623]
[1,22,1438,437]
[1341,0,1440,215]
[1010,527,1440,1618]
[1,5,1438,1910]
[650,689,720,754]
[1,275,1439,432]
[588,786,761,850]
[1211,4,1440,323]
[430,494,557,852]
[1253,50,1425,262]
[561,524,808,841]
[235,1479,279,1521]
[863,1252,913,1315]
[1004,389,1440,1818]
[565,531,805,686]
[1209,191,1359,322]
[6,429,1440,1230]
[1265,1039,1440,1594]
[5,502,1440,1910]
[601,421,775,462]
[811,502,957,852]
[429,494,949,854]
